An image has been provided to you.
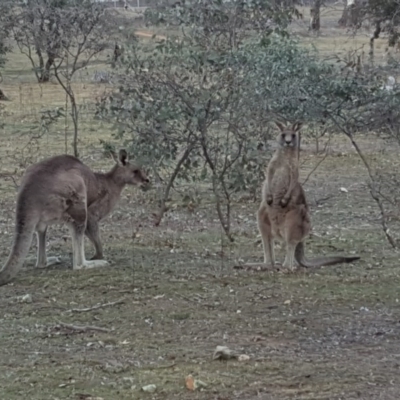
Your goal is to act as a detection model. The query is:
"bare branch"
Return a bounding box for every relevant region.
[66,299,125,313]
[55,321,111,333]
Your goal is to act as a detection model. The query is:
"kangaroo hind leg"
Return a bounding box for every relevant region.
[35,223,61,268]
[258,204,275,266]
[85,218,104,260]
[66,186,108,270]
[283,208,309,271]
[243,203,276,268]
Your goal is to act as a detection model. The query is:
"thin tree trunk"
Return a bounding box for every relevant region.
[0,88,8,101]
[71,97,79,158]
[338,5,349,27]
[339,0,364,28]
[153,143,195,226]
[369,21,381,65]
[36,46,44,71]
[309,0,321,31]
[39,55,54,83]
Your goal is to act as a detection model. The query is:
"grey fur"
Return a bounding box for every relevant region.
[0,151,149,286]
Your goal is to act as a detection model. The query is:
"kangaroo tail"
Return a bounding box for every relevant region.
[295,241,360,268]
[0,218,36,286]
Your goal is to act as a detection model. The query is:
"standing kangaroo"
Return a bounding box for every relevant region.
[250,122,360,271]
[0,150,149,286]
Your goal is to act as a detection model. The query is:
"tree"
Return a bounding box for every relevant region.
[50,2,110,157]
[338,1,400,61]
[366,0,400,59]
[244,34,400,246]
[99,0,400,246]
[12,0,67,83]
[0,1,13,100]
[338,0,363,28]
[98,0,300,238]
[13,0,110,157]
[309,0,322,32]
[12,0,109,84]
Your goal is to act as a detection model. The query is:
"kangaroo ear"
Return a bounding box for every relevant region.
[292,122,303,132]
[275,121,286,132]
[118,149,129,166]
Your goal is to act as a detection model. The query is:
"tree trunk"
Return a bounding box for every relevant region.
[309,0,321,31]
[70,96,79,158]
[369,21,381,65]
[38,56,55,83]
[350,2,361,27]
[0,88,8,101]
[33,45,45,83]
[338,0,363,28]
[338,4,350,27]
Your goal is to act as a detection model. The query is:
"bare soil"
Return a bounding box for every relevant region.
[1,135,400,399]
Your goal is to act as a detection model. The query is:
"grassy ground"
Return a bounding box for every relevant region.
[1,5,400,400]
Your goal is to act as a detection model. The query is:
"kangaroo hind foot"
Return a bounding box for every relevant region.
[36,256,62,269]
[74,259,110,270]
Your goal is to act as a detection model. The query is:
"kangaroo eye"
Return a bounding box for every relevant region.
[133,169,139,173]
[292,133,295,138]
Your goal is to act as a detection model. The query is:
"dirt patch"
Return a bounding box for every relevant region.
[1,144,400,399]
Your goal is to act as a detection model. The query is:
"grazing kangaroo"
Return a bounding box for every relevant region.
[249,122,360,271]
[0,150,149,286]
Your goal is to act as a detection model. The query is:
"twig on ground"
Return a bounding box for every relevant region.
[56,321,110,333]
[176,293,217,309]
[313,195,334,207]
[66,298,125,313]
[147,363,176,370]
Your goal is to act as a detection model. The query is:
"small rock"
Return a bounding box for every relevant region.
[185,374,195,390]
[18,294,33,303]
[238,354,250,362]
[195,379,207,389]
[185,374,207,391]
[213,345,237,361]
[142,384,157,393]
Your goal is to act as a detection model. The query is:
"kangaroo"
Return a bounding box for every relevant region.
[0,150,149,286]
[248,121,360,271]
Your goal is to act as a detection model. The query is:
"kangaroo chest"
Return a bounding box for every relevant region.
[269,162,293,202]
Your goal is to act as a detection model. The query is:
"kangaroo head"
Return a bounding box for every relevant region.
[275,121,302,148]
[113,149,150,186]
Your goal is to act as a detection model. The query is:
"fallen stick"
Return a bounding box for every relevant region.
[66,298,125,313]
[56,321,110,333]
[147,363,176,370]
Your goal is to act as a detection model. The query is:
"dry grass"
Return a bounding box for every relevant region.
[1,6,400,400]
